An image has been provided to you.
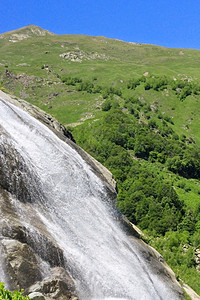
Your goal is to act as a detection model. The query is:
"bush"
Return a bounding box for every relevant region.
[179,85,193,100]
[144,76,170,91]
[76,81,94,93]
[101,87,122,98]
[101,99,112,111]
[127,78,141,89]
[0,283,30,299]
[61,76,82,85]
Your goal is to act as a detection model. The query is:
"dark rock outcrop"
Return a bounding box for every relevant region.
[0,188,78,299]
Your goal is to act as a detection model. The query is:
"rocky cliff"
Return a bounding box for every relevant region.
[0,90,185,300]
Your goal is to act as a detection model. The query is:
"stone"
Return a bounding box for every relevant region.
[118,213,141,238]
[28,292,45,300]
[1,239,42,289]
[27,268,78,299]
[27,267,78,300]
[182,283,200,300]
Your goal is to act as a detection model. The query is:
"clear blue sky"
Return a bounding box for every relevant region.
[1,0,200,49]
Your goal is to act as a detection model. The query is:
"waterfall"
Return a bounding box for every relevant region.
[0,97,182,300]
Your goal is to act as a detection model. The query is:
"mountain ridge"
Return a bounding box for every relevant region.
[1,25,199,50]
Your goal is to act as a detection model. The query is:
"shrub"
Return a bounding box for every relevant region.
[61,76,82,85]
[76,81,94,93]
[102,87,122,98]
[127,78,141,89]
[102,99,112,111]
[0,283,30,299]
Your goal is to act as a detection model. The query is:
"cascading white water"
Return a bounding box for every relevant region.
[0,97,182,300]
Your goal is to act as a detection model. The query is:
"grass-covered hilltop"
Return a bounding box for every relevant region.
[1,25,200,296]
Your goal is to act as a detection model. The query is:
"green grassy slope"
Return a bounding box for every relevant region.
[2,26,200,82]
[1,25,200,139]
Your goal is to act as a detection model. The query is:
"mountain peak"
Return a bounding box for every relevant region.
[0,25,55,42]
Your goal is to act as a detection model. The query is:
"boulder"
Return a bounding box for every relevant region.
[27,267,78,300]
[1,239,42,290]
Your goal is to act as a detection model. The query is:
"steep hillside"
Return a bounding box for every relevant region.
[1,26,200,297]
[1,25,200,141]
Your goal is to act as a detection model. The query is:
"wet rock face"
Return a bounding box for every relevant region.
[2,218,65,268]
[0,138,40,203]
[1,239,42,290]
[0,189,78,298]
